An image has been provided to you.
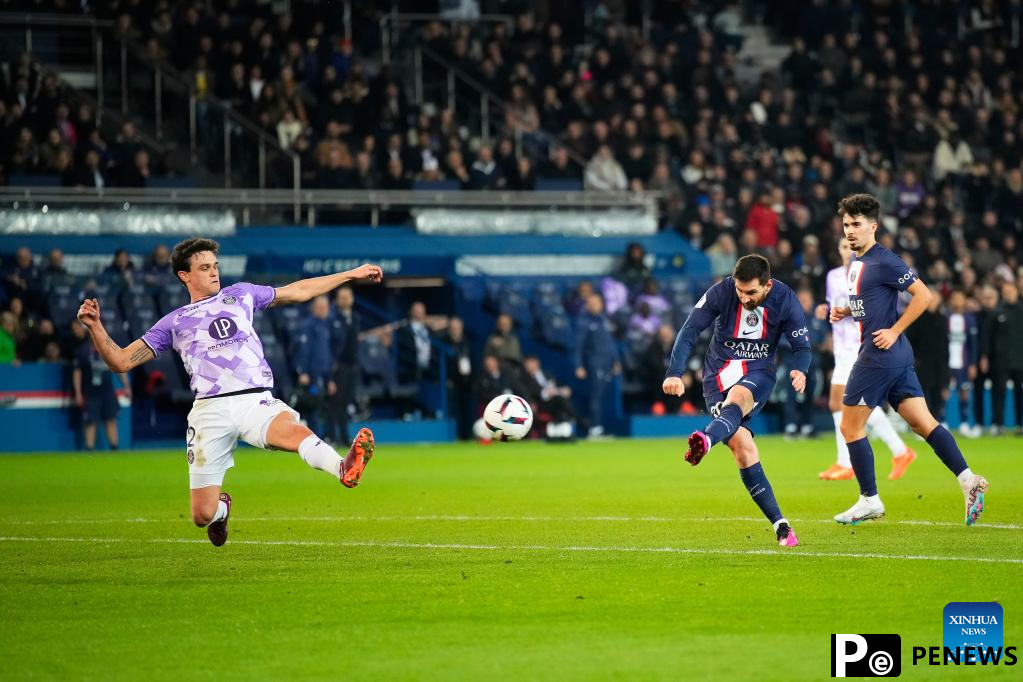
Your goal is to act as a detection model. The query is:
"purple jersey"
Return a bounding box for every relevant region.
[826,265,860,359]
[142,282,276,398]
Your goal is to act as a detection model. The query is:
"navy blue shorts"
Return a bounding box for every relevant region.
[842,359,924,409]
[950,368,972,389]
[83,390,119,423]
[702,369,776,440]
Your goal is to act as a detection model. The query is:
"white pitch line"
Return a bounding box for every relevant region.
[1,514,1019,530]
[0,535,1020,565]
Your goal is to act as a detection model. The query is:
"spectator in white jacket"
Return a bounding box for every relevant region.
[933,131,974,182]
[584,144,627,191]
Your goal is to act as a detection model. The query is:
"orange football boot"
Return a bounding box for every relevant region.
[819,463,854,480]
[341,428,376,488]
[888,447,917,480]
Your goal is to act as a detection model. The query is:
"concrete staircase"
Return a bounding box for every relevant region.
[735,23,791,86]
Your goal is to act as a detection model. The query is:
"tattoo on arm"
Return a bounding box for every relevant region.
[129,346,153,365]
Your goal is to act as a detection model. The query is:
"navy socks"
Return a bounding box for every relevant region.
[926,425,969,476]
[739,462,784,525]
[847,437,878,497]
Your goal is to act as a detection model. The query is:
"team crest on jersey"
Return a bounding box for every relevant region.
[736,305,767,339]
[222,295,237,304]
[847,261,865,295]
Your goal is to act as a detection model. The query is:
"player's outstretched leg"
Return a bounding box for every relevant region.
[270,410,376,488]
[898,398,989,526]
[866,407,916,480]
[835,405,885,524]
[729,429,798,547]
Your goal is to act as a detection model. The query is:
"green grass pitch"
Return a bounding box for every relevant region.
[1,435,1020,680]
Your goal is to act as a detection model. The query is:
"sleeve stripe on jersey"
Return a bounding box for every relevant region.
[140,336,159,357]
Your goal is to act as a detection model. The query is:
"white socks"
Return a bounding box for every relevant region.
[957,468,975,487]
[833,411,851,467]
[298,434,343,479]
[207,500,228,526]
[867,407,907,456]
[772,518,788,531]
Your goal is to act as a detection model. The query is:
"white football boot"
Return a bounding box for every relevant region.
[834,494,886,525]
[961,474,989,526]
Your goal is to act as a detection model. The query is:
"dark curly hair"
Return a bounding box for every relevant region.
[837,193,881,222]
[171,237,219,283]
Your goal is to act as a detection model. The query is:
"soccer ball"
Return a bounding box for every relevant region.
[482,394,533,441]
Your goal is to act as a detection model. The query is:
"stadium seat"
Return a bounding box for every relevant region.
[146,176,196,189]
[121,289,156,316]
[128,309,158,338]
[8,174,61,187]
[413,179,461,191]
[357,335,392,401]
[46,294,79,328]
[540,314,573,349]
[158,286,189,315]
[145,353,192,403]
[536,178,583,192]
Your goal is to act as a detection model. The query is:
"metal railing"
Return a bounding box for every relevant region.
[0,186,658,228]
[378,11,514,66]
[0,13,299,191]
[109,40,299,190]
[408,44,588,169]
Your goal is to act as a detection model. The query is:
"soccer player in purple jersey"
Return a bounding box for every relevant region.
[76,238,383,547]
[663,255,810,547]
[829,194,988,526]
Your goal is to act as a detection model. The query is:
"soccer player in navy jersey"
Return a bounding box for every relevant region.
[829,194,988,526]
[663,254,810,547]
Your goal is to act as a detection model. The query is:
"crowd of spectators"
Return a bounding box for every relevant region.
[0,49,160,187]
[5,1,1023,435]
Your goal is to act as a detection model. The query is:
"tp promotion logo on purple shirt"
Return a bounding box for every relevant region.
[209,317,238,340]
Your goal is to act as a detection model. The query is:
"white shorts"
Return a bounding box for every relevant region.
[831,352,856,386]
[185,390,300,489]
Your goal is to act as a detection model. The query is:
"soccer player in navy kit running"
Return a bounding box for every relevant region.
[830,194,988,526]
[663,255,810,547]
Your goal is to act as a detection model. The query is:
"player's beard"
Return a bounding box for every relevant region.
[742,300,759,311]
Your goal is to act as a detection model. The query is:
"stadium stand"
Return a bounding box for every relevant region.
[2,2,1023,443]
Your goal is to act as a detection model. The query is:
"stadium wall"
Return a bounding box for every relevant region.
[1,225,711,279]
[0,364,131,452]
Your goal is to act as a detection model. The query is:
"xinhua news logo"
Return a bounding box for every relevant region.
[832,634,901,677]
[945,602,1002,663]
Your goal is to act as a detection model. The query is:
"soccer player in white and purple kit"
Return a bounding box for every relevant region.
[830,194,988,526]
[816,237,915,481]
[76,238,383,546]
[662,255,810,547]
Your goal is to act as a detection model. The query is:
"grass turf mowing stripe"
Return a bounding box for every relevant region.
[2,514,1018,529]
[2,535,1021,564]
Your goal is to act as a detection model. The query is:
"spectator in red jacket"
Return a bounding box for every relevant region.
[746,192,779,248]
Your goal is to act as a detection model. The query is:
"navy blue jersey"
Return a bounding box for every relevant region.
[846,244,917,367]
[666,277,811,390]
